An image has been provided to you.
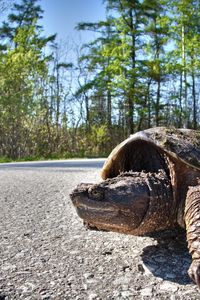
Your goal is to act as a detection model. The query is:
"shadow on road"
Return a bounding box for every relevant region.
[141,228,192,285]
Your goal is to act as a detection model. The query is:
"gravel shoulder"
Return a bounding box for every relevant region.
[0,164,200,299]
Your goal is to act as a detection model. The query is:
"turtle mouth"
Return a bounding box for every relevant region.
[73,194,132,217]
[76,201,134,219]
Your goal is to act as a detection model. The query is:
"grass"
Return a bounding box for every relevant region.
[0,152,107,163]
[0,157,13,163]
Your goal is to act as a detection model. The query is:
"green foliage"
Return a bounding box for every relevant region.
[0,157,13,163]
[0,0,55,160]
[1,0,200,162]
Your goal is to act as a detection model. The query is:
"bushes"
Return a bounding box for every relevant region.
[0,122,125,161]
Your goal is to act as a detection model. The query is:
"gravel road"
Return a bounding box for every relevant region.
[0,159,200,300]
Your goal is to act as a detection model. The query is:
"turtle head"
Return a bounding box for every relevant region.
[71,173,154,235]
[70,171,174,235]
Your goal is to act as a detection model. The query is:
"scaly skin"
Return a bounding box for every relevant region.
[185,186,200,288]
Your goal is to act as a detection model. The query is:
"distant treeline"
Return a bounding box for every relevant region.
[0,0,200,161]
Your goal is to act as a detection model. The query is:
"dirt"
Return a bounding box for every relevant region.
[0,165,200,299]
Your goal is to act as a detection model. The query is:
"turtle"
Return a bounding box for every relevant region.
[70,127,200,288]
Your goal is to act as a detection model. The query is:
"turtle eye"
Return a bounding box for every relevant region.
[88,187,104,200]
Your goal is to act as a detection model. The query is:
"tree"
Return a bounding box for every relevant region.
[48,42,73,152]
[0,23,47,158]
[0,0,56,49]
[76,18,116,130]
[142,0,170,127]
[77,1,144,135]
[169,0,200,128]
[0,0,56,159]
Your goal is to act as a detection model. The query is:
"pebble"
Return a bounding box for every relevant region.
[113,276,132,285]
[15,252,25,258]
[98,266,104,273]
[67,275,76,282]
[83,273,94,279]
[41,294,52,300]
[86,279,98,284]
[140,287,153,296]
[2,264,16,271]
[121,290,134,298]
[160,282,178,292]
[88,293,98,300]
[138,263,153,275]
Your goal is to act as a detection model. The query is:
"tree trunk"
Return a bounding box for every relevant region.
[192,71,197,129]
[179,72,183,127]
[56,65,60,130]
[85,94,90,130]
[107,89,112,128]
[127,97,134,134]
[147,80,151,128]
[181,25,188,128]
[155,77,161,126]
[128,9,136,134]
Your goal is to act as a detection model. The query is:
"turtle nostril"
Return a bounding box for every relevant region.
[70,192,79,205]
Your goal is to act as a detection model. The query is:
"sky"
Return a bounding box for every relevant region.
[40,0,106,43]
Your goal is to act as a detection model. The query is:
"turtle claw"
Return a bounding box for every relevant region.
[188,260,200,289]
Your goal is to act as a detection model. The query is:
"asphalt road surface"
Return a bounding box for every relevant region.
[0,159,200,300]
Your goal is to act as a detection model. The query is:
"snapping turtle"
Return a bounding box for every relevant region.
[70,127,200,287]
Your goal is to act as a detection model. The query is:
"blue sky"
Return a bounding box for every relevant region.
[40,0,106,42]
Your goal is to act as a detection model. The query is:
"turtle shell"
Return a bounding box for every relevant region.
[101,127,200,180]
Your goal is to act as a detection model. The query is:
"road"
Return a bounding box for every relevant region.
[0,158,105,169]
[0,159,199,299]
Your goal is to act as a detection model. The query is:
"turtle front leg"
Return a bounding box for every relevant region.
[185,186,200,288]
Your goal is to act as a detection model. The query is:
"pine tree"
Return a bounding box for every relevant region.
[0,0,55,49]
[76,17,116,129]
[169,0,200,128]
[142,0,170,127]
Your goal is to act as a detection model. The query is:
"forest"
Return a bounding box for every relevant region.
[0,0,200,161]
